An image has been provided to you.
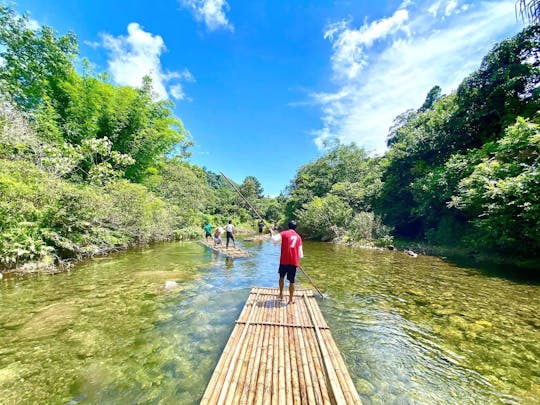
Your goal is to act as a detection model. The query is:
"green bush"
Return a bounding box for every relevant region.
[296,196,352,241]
[345,211,393,245]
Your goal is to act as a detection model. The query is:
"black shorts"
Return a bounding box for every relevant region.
[279,265,297,283]
[205,231,212,237]
[226,231,234,241]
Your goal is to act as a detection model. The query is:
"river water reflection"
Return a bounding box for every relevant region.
[0,241,538,404]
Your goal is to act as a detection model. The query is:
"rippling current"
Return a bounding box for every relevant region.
[0,240,538,404]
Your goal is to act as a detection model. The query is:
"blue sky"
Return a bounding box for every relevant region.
[12,0,524,195]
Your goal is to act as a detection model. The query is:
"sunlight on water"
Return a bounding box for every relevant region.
[0,241,538,404]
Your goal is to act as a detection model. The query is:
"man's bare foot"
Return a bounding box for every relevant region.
[287,300,294,305]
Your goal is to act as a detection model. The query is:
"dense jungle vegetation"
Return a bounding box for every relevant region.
[0,5,538,271]
[0,6,278,270]
[288,24,539,259]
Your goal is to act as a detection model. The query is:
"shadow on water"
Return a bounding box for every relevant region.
[441,254,540,285]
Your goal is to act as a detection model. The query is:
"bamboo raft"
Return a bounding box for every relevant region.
[201,287,361,404]
[243,234,271,242]
[199,240,251,259]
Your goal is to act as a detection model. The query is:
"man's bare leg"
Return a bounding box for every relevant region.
[279,277,284,300]
[288,283,295,304]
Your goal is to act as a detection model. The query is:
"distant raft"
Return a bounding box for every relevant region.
[243,234,270,242]
[199,240,251,259]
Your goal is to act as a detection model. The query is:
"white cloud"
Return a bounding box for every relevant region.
[428,0,468,18]
[445,0,459,15]
[170,84,186,100]
[83,40,101,49]
[101,23,194,101]
[311,0,523,153]
[324,9,409,80]
[181,0,233,31]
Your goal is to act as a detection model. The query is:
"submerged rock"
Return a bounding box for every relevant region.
[17,302,79,339]
[163,280,179,290]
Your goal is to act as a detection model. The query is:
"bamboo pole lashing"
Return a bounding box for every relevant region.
[235,320,329,329]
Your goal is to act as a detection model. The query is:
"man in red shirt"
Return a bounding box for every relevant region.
[271,220,303,304]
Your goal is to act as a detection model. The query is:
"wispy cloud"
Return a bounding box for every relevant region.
[181,0,233,31]
[101,23,194,101]
[312,0,522,152]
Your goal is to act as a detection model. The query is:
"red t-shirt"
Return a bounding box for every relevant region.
[279,229,303,266]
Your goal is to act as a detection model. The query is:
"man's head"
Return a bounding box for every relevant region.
[288,220,297,230]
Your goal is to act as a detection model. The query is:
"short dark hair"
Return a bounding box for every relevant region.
[288,220,297,230]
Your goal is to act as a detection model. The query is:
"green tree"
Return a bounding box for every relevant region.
[0,5,78,110]
[286,144,380,217]
[296,196,352,241]
[451,118,540,254]
[144,158,214,226]
[239,175,264,199]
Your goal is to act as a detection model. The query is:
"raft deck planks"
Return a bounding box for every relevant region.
[199,240,251,259]
[201,287,361,404]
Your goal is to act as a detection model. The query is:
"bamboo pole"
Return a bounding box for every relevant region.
[322,328,360,404]
[239,295,266,404]
[297,294,327,405]
[245,304,267,404]
[281,300,293,405]
[271,298,280,405]
[254,299,271,405]
[220,171,325,298]
[262,298,274,405]
[201,299,249,405]
[295,296,317,404]
[303,292,348,404]
[216,292,260,404]
[287,301,301,405]
[230,299,263,403]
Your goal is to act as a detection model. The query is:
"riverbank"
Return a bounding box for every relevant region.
[0,227,257,277]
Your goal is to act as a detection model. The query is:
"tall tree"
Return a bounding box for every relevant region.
[0,5,78,110]
[239,176,264,199]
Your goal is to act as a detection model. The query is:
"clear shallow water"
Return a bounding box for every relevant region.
[0,241,538,404]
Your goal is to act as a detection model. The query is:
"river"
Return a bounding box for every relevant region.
[0,240,538,404]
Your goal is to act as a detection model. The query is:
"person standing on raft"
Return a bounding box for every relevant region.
[225,220,236,249]
[271,220,303,304]
[203,223,213,241]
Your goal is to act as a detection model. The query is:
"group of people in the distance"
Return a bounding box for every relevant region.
[202,219,303,304]
[203,221,236,249]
